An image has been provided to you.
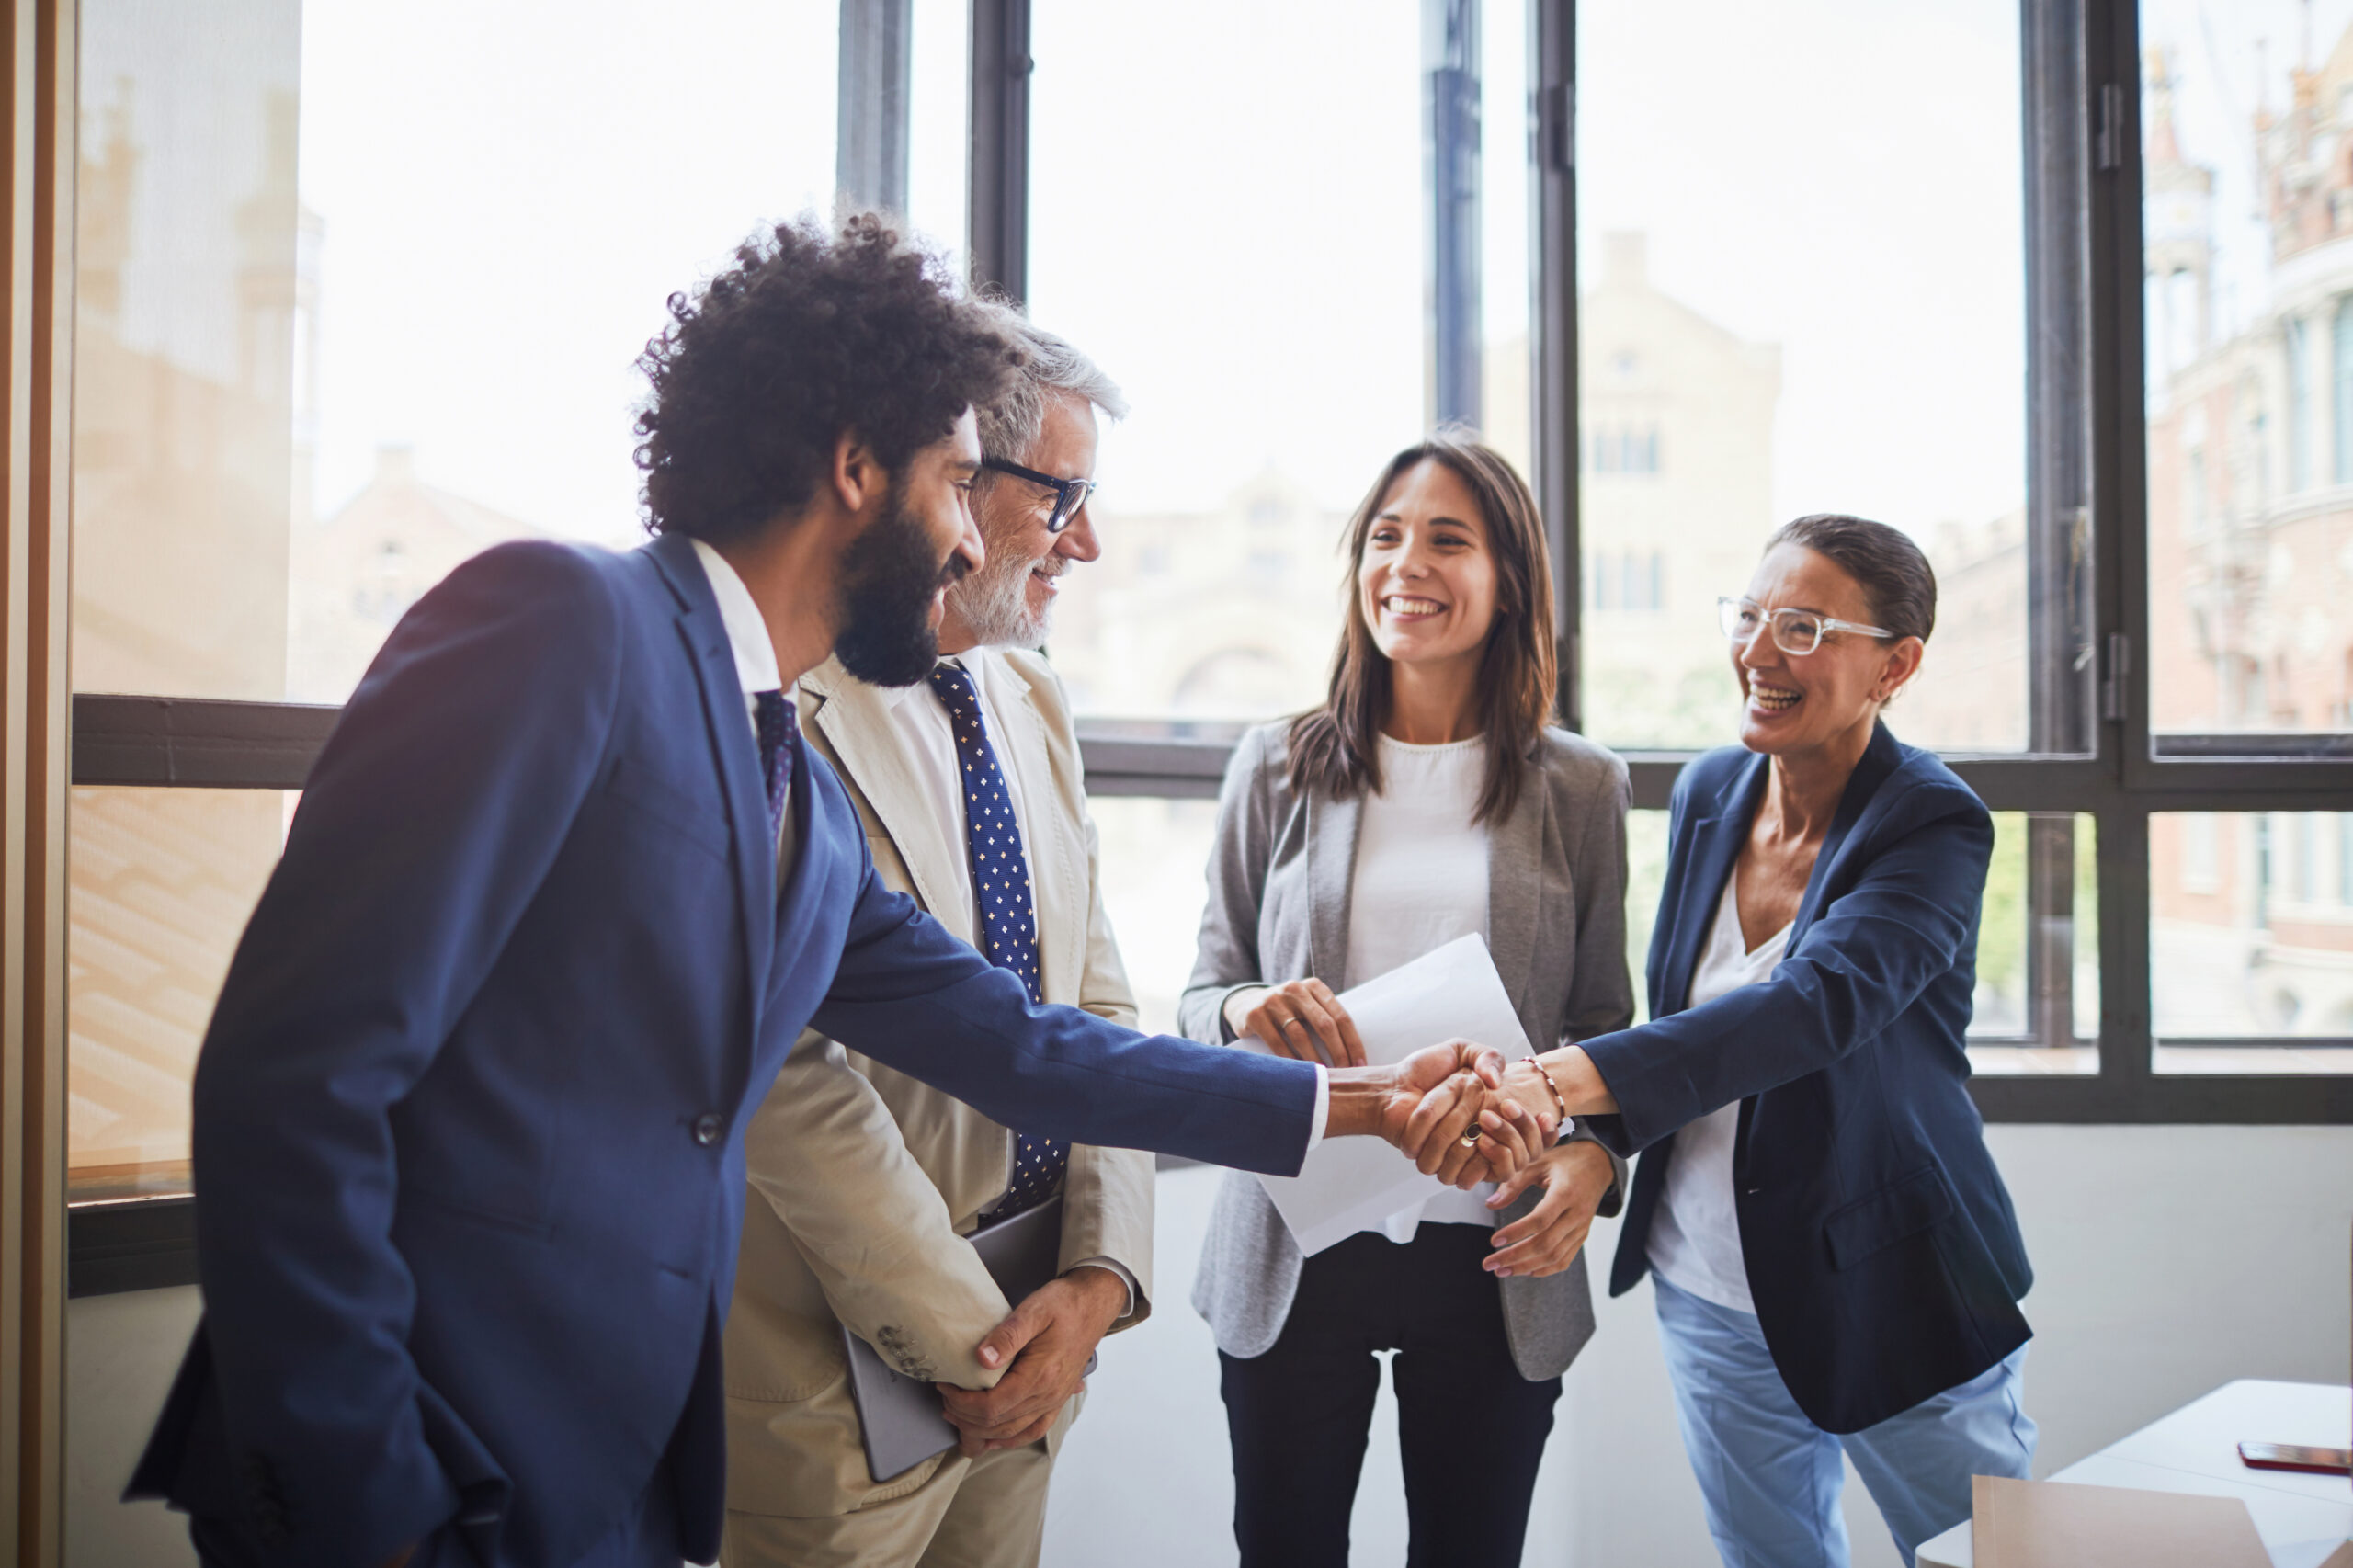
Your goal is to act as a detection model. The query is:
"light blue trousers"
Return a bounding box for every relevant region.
[1653,1273,2036,1568]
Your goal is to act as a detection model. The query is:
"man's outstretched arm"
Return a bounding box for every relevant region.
[813,858,1527,1176]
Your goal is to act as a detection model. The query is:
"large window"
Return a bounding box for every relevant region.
[66,0,853,1203]
[1027,0,1533,725]
[2151,812,2353,1072]
[70,0,311,1206]
[2128,0,2353,1095]
[1575,0,2030,756]
[1085,0,2353,1115]
[2143,0,2353,745]
[58,0,2353,1300]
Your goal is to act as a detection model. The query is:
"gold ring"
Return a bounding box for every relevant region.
[1458,1128,1482,1149]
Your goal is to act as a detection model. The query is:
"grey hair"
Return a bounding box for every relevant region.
[967,298,1129,465]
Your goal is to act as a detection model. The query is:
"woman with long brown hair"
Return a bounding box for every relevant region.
[1178,432,1631,1566]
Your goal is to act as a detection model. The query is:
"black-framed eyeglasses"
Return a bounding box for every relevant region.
[983,455,1095,534]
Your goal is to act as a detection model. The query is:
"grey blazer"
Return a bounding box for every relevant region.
[1178,722,1634,1381]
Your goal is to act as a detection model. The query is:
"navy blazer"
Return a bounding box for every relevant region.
[127,534,1318,1568]
[1578,722,2031,1435]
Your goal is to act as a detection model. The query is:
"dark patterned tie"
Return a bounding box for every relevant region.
[754,689,798,846]
[926,661,1068,1220]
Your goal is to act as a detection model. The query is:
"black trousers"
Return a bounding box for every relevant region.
[1218,1222,1563,1568]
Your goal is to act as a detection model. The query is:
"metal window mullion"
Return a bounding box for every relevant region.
[5,0,75,1548]
[1532,0,1578,731]
[2022,0,2096,763]
[2095,0,2160,793]
[1425,0,1482,429]
[2027,813,2079,1046]
[837,0,915,219]
[2094,802,2155,1087]
[2077,0,2164,1091]
[966,0,1030,303]
[1971,1073,2353,1120]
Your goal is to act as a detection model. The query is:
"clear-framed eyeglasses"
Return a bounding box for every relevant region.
[1717,596,1891,656]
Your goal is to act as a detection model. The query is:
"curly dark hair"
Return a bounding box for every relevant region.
[634,214,1021,544]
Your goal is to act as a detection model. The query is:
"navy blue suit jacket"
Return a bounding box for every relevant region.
[127,534,1318,1568]
[1579,722,2031,1434]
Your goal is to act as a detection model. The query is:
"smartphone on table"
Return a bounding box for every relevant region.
[2237,1441,2353,1476]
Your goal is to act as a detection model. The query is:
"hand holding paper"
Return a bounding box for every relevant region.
[1223,977,1369,1067]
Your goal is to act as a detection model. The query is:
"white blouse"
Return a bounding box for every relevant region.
[1343,734,1498,1238]
[1643,870,1790,1314]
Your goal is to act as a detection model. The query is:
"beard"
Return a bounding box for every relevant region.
[945,521,1057,650]
[833,483,967,687]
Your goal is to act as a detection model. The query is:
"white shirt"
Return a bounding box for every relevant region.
[1344,734,1498,1239]
[1644,871,1791,1314]
[687,547,1320,1307]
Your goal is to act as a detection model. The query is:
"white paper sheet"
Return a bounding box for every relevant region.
[1237,934,1535,1256]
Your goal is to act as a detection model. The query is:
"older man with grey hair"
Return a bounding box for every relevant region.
[720,309,1143,1568]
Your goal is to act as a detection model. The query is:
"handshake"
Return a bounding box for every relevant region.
[937,997,1622,1460]
[1332,1039,1574,1189]
[1224,975,1607,1189]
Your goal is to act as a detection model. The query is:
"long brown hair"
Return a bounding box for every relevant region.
[1286,431,1558,824]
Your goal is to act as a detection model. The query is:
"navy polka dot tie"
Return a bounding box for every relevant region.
[754,689,798,846]
[927,661,1067,1221]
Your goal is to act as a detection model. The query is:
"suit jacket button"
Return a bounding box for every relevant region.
[692,1113,723,1147]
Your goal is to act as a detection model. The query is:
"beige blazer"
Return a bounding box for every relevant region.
[722,650,1155,1518]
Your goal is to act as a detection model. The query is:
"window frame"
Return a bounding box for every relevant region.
[1042,0,2353,1125]
[59,0,2353,1300]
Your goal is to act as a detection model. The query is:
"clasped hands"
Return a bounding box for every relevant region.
[937,1264,1126,1457]
[1228,978,1564,1187]
[1227,979,1616,1278]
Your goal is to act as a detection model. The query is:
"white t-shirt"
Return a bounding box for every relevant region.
[1342,734,1499,1239]
[1643,871,1790,1314]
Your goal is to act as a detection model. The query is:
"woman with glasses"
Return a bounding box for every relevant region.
[1177,433,1631,1568]
[1483,514,2036,1568]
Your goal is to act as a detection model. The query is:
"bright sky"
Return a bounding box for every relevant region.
[299,0,842,540]
[296,0,2040,543]
[1579,0,2025,535]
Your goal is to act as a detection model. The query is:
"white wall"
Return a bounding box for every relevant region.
[69,1285,200,1568]
[1047,1125,2353,1568]
[64,1127,2353,1568]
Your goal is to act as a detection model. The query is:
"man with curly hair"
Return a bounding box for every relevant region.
[126,217,1524,1568]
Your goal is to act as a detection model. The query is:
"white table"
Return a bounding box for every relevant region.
[1917,1380,2351,1568]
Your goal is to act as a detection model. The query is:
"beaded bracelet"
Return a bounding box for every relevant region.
[1531,1057,1572,1129]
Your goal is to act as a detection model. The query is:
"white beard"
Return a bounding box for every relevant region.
[950,550,1053,650]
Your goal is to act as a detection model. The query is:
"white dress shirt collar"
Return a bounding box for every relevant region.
[689,539,782,696]
[876,646,992,710]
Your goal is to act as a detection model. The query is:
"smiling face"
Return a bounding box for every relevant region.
[1731,542,1918,759]
[831,408,985,686]
[939,392,1101,653]
[1356,458,1500,678]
